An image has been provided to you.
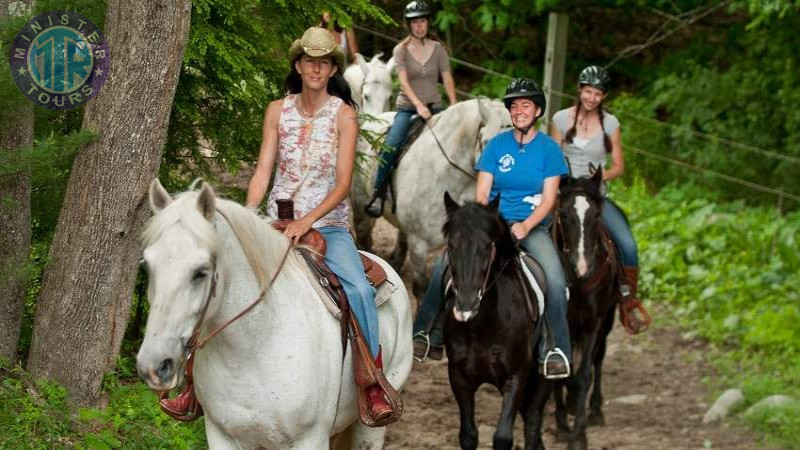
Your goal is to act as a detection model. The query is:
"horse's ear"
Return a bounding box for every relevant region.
[196,182,216,221]
[386,56,396,75]
[355,53,368,75]
[444,191,460,216]
[372,51,384,62]
[149,178,172,212]
[487,195,501,213]
[590,165,603,186]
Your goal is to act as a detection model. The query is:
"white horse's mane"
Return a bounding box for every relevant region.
[142,190,290,291]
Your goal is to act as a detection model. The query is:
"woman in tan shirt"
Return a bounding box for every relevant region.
[365,0,457,217]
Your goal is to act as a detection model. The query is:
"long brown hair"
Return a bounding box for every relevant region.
[564,98,611,154]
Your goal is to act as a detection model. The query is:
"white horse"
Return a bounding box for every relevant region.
[344,53,395,116]
[136,180,413,449]
[351,99,512,296]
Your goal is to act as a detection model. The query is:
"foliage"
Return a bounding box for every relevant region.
[612,178,800,447]
[0,359,206,449]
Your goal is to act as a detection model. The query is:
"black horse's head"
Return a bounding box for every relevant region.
[443,191,515,322]
[556,167,605,279]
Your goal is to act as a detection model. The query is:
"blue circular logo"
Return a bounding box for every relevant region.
[9,10,109,110]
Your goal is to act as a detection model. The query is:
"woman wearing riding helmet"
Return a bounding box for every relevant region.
[474,78,572,378]
[161,27,396,423]
[412,78,572,379]
[550,65,649,334]
[365,0,458,217]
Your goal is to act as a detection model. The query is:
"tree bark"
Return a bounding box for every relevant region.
[27,0,192,405]
[0,0,34,365]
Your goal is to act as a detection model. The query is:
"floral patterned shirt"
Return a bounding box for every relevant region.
[266,94,350,229]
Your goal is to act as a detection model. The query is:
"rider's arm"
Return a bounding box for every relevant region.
[441,70,457,105]
[299,103,359,224]
[246,99,282,209]
[603,127,624,181]
[476,171,493,205]
[521,176,560,231]
[345,28,359,63]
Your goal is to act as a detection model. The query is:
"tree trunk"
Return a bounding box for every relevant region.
[26,0,192,405]
[0,0,34,365]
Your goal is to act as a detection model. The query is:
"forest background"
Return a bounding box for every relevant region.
[0,0,799,448]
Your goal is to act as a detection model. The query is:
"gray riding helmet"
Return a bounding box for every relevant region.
[405,1,431,20]
[578,65,611,92]
[503,78,546,119]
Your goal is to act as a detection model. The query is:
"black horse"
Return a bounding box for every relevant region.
[442,192,550,450]
[550,168,620,450]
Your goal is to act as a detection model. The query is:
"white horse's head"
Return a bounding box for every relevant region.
[345,53,394,116]
[136,179,221,391]
[475,97,512,156]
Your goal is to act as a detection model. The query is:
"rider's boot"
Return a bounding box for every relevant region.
[159,353,203,421]
[618,266,651,334]
[366,348,393,421]
[364,192,385,218]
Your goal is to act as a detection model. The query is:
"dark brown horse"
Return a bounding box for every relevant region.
[550,168,620,450]
[442,192,551,450]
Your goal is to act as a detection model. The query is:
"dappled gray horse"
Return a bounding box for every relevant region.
[344,53,394,116]
[351,99,511,296]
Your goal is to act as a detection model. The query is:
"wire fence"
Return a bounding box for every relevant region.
[353,23,800,207]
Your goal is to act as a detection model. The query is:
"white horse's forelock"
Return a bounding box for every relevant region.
[142,191,290,291]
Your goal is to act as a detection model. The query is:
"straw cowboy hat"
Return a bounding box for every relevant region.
[288,27,346,69]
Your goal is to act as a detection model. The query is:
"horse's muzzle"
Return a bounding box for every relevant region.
[137,355,182,392]
[453,306,478,322]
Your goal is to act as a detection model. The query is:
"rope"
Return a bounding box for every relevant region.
[626,145,800,203]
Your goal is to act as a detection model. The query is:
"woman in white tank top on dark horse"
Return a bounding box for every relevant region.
[550,65,650,334]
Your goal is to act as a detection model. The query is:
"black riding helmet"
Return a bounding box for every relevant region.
[503,78,546,120]
[578,65,610,92]
[405,0,431,20]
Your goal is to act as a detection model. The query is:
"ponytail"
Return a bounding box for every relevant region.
[564,99,611,154]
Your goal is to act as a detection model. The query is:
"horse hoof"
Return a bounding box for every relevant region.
[567,438,588,450]
[555,430,571,443]
[588,412,605,427]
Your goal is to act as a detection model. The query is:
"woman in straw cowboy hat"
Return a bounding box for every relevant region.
[161,27,396,424]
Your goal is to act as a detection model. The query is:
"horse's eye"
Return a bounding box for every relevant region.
[191,269,208,282]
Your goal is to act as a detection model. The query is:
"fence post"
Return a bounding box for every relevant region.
[542,12,569,132]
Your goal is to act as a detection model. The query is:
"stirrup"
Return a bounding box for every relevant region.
[543,347,571,380]
[412,331,431,362]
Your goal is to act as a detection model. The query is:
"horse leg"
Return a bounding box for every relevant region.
[553,382,572,443]
[407,237,430,300]
[494,375,528,450]
[524,378,551,450]
[568,327,602,450]
[204,418,238,450]
[589,307,615,427]
[449,366,479,450]
[352,206,375,252]
[388,230,408,270]
[349,421,387,449]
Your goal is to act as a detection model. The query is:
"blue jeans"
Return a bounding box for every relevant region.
[319,227,379,358]
[602,200,638,267]
[413,253,448,347]
[520,225,572,362]
[373,107,441,191]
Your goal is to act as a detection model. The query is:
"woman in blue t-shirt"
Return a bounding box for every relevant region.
[413,78,571,379]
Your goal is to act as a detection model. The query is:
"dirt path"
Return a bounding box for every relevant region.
[367,219,761,450]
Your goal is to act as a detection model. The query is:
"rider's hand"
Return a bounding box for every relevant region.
[415,103,432,120]
[284,216,313,244]
[511,222,530,241]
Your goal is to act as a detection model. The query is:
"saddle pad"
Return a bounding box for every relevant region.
[296,250,397,320]
[519,252,547,314]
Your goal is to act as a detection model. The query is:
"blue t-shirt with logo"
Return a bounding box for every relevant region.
[475,130,568,222]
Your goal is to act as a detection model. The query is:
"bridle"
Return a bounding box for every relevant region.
[552,192,616,296]
[447,241,511,304]
[424,97,493,181]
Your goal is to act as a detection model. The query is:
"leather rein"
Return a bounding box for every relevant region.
[184,211,294,355]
